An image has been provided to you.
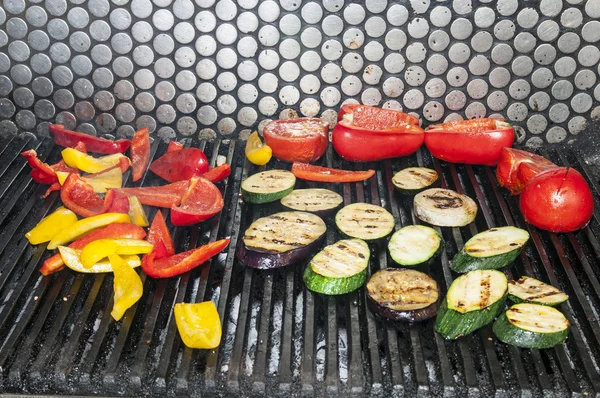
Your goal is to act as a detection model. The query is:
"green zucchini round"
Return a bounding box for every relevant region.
[241,169,296,204]
[388,225,444,267]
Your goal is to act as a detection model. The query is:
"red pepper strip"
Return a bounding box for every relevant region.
[167,141,184,152]
[43,182,62,198]
[291,162,375,183]
[49,124,131,154]
[147,210,175,259]
[142,238,230,278]
[131,128,150,182]
[101,189,130,214]
[21,150,58,183]
[30,169,57,184]
[152,240,170,260]
[113,180,190,208]
[61,173,105,217]
[203,164,231,183]
[50,141,88,174]
[40,223,146,276]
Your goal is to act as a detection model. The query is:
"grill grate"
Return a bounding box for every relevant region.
[0,136,599,397]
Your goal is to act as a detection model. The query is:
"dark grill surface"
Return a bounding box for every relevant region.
[0,134,599,397]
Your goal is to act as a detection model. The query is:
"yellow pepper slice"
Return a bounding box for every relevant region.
[80,238,153,269]
[109,254,143,321]
[58,246,140,273]
[128,196,149,227]
[174,301,222,349]
[47,212,131,250]
[245,131,272,166]
[56,171,69,185]
[25,207,78,245]
[55,168,123,193]
[61,148,127,173]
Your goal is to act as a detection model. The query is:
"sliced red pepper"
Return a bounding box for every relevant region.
[101,189,130,214]
[151,240,170,261]
[43,182,62,198]
[21,150,58,184]
[113,180,190,208]
[49,124,130,154]
[291,162,375,182]
[149,148,209,182]
[167,141,184,152]
[50,141,87,174]
[30,169,58,184]
[203,164,231,183]
[496,147,558,195]
[131,128,150,182]
[147,210,175,259]
[170,177,224,226]
[40,223,146,276]
[60,173,104,217]
[142,238,230,278]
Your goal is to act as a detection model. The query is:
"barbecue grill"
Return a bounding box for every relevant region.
[0,133,599,397]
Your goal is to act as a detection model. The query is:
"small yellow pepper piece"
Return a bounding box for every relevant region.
[245,131,272,166]
[25,207,78,245]
[174,301,222,349]
[128,196,149,227]
[61,148,127,173]
[80,238,154,269]
[54,169,122,193]
[58,246,140,273]
[109,254,143,321]
[55,171,69,185]
[47,213,131,250]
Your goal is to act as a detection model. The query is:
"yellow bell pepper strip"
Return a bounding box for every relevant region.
[127,196,149,227]
[80,239,154,269]
[58,246,141,273]
[25,207,78,245]
[56,167,123,194]
[47,212,131,250]
[245,131,272,166]
[174,301,222,349]
[61,147,129,173]
[109,254,144,321]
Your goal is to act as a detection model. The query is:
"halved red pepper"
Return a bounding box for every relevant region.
[424,118,515,166]
[147,210,175,259]
[61,173,104,217]
[149,148,209,182]
[40,223,146,275]
[332,104,425,162]
[49,124,130,154]
[291,162,375,182]
[113,180,190,208]
[170,176,224,226]
[496,147,558,195]
[131,128,150,182]
[167,141,184,152]
[142,238,230,278]
[203,164,231,183]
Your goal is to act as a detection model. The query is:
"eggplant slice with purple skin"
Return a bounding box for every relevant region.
[366,268,441,322]
[236,211,327,269]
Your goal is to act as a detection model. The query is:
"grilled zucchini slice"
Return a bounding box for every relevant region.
[388,225,444,266]
[392,167,440,195]
[280,188,343,217]
[241,169,296,204]
[414,188,478,227]
[508,276,568,306]
[335,203,395,241]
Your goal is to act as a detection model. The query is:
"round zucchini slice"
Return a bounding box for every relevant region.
[508,276,568,306]
[241,169,296,204]
[335,203,395,241]
[388,225,444,266]
[392,167,440,195]
[414,188,478,227]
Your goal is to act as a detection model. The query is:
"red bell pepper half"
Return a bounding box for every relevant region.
[49,124,130,154]
[167,141,184,152]
[146,210,175,259]
[203,164,231,183]
[149,148,209,182]
[40,223,146,275]
[142,238,230,278]
[131,128,150,182]
[291,162,375,183]
[171,176,224,226]
[424,118,515,166]
[113,180,190,208]
[61,173,104,217]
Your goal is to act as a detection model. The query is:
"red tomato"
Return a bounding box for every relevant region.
[60,173,104,217]
[131,128,150,182]
[149,148,209,182]
[171,177,224,226]
[262,118,329,163]
[147,210,175,259]
[520,167,594,233]
[496,148,557,195]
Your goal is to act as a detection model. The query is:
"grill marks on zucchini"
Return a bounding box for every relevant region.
[280,188,343,216]
[414,188,478,227]
[508,276,568,306]
[388,225,443,266]
[335,203,395,240]
[392,167,440,195]
[241,170,296,204]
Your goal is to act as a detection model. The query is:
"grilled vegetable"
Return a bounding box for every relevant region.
[414,188,477,227]
[48,212,132,250]
[149,147,209,183]
[237,211,327,269]
[241,169,296,204]
[170,176,224,226]
[335,203,395,241]
[280,188,343,217]
[245,131,272,166]
[291,162,375,183]
[303,239,369,295]
[450,226,530,273]
[367,269,440,322]
[25,207,78,245]
[388,225,443,266]
[493,303,569,349]
[435,270,508,339]
[58,246,140,273]
[263,118,329,163]
[110,253,143,321]
[508,276,568,306]
[392,167,440,195]
[49,124,130,154]
[174,301,222,349]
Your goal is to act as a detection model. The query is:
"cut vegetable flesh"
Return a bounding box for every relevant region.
[464,227,529,257]
[310,239,369,278]
[508,276,568,306]
[335,203,395,240]
[243,211,326,253]
[388,225,442,266]
[367,269,439,311]
[241,169,296,204]
[505,303,569,334]
[414,188,478,227]
[392,167,439,193]
[447,270,507,313]
[281,189,343,213]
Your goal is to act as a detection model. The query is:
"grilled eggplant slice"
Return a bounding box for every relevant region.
[236,211,326,269]
[392,167,440,195]
[303,239,369,295]
[435,269,508,339]
[335,203,395,241]
[493,303,569,349]
[451,226,530,273]
[414,188,478,227]
[280,188,343,217]
[388,225,444,266]
[367,269,440,322]
[241,169,296,204]
[508,276,568,306]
